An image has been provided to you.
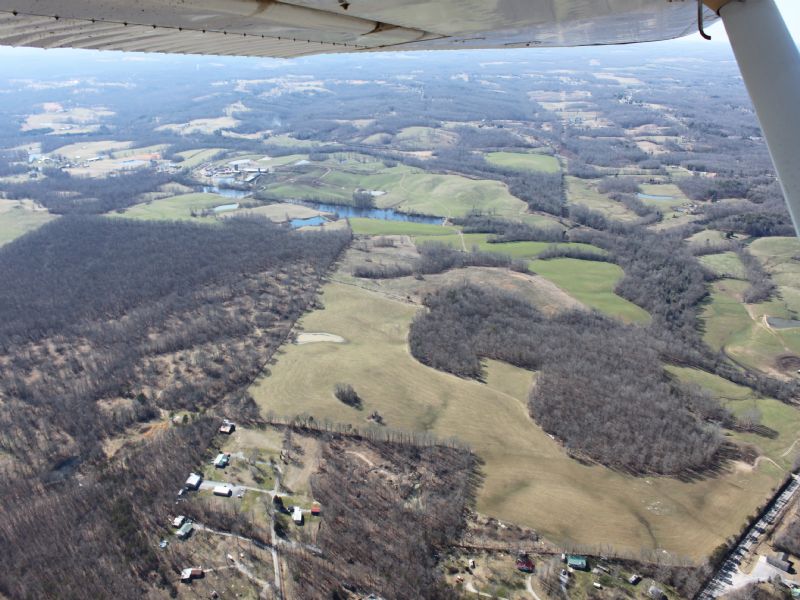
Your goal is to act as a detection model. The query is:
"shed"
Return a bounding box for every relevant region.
[180,567,204,582]
[648,585,667,600]
[292,506,304,525]
[767,555,792,572]
[213,453,229,468]
[185,473,202,490]
[628,573,641,585]
[567,555,588,571]
[173,515,187,528]
[311,502,321,516]
[213,485,232,497]
[176,522,194,540]
[219,421,235,434]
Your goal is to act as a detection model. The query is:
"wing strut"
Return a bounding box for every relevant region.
[718,0,800,235]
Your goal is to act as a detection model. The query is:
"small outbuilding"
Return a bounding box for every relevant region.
[292,506,304,525]
[515,553,534,573]
[176,521,194,540]
[628,573,642,585]
[213,453,229,468]
[180,567,204,582]
[567,555,588,571]
[219,420,235,434]
[173,515,187,528]
[185,473,202,490]
[213,485,232,497]
[648,585,667,600]
[767,555,792,573]
[311,502,321,517]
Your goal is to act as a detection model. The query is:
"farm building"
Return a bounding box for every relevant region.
[176,521,194,540]
[219,420,235,434]
[648,585,667,600]
[311,502,321,516]
[173,515,187,528]
[567,555,588,571]
[767,555,792,572]
[213,485,232,497]
[213,453,229,468]
[180,568,203,582]
[292,506,304,525]
[628,573,641,585]
[185,473,202,490]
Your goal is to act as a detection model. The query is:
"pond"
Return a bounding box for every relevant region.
[767,317,800,330]
[213,203,240,213]
[638,193,674,202]
[202,185,251,199]
[297,201,443,224]
[291,216,328,228]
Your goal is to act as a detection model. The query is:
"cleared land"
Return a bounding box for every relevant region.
[50,140,132,160]
[118,192,226,221]
[156,116,239,135]
[702,279,800,377]
[485,151,560,174]
[566,177,640,222]
[250,281,791,560]
[699,252,747,280]
[0,200,57,246]
[531,257,650,324]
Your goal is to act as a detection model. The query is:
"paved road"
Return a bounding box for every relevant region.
[697,475,800,599]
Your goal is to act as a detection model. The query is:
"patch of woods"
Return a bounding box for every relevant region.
[409,284,728,476]
[334,383,363,409]
[352,242,527,279]
[0,216,349,596]
[0,417,219,599]
[4,167,193,214]
[284,435,478,599]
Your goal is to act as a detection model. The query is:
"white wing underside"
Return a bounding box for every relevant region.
[0,0,717,57]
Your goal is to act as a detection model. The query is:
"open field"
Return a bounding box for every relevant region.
[413,232,605,261]
[261,158,530,218]
[118,193,225,221]
[395,126,458,148]
[566,177,639,222]
[157,116,239,135]
[485,151,560,173]
[234,203,324,222]
[698,251,747,279]
[701,279,800,377]
[0,200,57,246]
[749,237,800,315]
[530,258,650,323]
[176,148,224,168]
[50,140,132,160]
[22,106,113,134]
[349,218,450,236]
[667,366,800,471]
[250,281,791,560]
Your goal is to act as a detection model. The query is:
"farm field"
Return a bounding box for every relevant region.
[701,279,800,377]
[261,159,529,218]
[50,140,132,160]
[0,200,57,246]
[749,237,800,315]
[530,257,650,323]
[250,281,789,560]
[349,218,453,237]
[175,148,224,168]
[566,177,639,222]
[118,192,225,221]
[485,151,560,173]
[698,251,747,279]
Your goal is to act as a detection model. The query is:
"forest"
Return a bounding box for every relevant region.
[0,216,349,598]
[409,284,726,475]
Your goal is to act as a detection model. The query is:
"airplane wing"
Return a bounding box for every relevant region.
[0,0,717,57]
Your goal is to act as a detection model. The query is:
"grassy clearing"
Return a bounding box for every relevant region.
[667,366,800,470]
[349,218,450,236]
[566,177,639,222]
[698,252,747,279]
[530,258,650,323]
[395,126,458,148]
[0,201,57,246]
[749,237,800,315]
[175,148,224,168]
[50,140,131,160]
[412,232,606,261]
[485,152,560,174]
[250,281,788,560]
[261,158,529,219]
[118,193,223,221]
[701,279,800,376]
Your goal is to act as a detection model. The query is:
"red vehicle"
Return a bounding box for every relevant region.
[516,553,534,573]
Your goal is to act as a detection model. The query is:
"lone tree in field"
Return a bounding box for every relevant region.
[334,383,363,410]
